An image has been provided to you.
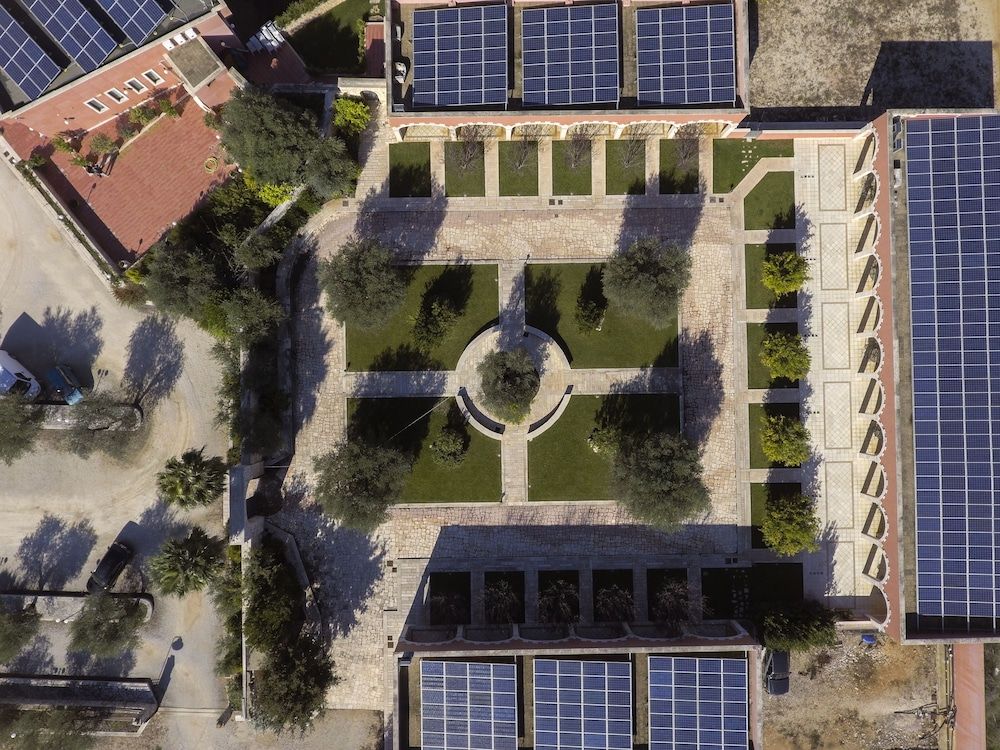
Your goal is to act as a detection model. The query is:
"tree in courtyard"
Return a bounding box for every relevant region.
[157,447,227,509]
[564,124,600,170]
[303,136,359,200]
[143,245,217,320]
[760,600,837,652]
[594,584,634,623]
[243,538,303,651]
[611,432,709,529]
[414,298,459,348]
[537,579,580,625]
[312,442,412,531]
[761,492,821,557]
[574,266,607,334]
[0,707,96,750]
[759,414,811,466]
[88,132,117,156]
[456,125,492,171]
[651,579,692,634]
[251,637,336,734]
[507,125,547,173]
[483,579,522,624]
[0,394,43,466]
[429,591,470,625]
[51,134,76,153]
[0,608,39,663]
[616,126,656,171]
[761,250,809,295]
[760,330,811,381]
[150,526,225,596]
[673,123,708,173]
[318,238,406,329]
[69,595,144,658]
[429,425,467,467]
[603,237,691,328]
[333,97,371,138]
[235,231,284,270]
[477,349,540,424]
[220,287,285,347]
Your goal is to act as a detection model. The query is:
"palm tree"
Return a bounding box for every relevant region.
[483,579,522,625]
[157,448,227,508]
[537,579,580,625]
[150,527,224,596]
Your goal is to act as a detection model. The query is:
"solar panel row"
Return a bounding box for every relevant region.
[420,660,518,750]
[24,0,116,72]
[94,0,166,46]
[635,3,736,106]
[0,6,60,99]
[906,114,1000,623]
[533,659,632,750]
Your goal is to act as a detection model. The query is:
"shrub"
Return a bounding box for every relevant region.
[220,287,285,348]
[333,97,371,138]
[69,154,90,168]
[0,608,39,663]
[594,584,634,622]
[318,238,405,328]
[760,330,811,381]
[128,105,156,128]
[429,425,467,467]
[156,447,227,508]
[477,349,540,424]
[204,110,222,130]
[158,98,180,118]
[761,492,821,556]
[651,579,691,633]
[243,538,302,651]
[414,298,458,348]
[760,600,837,652]
[51,134,75,153]
[244,172,295,207]
[24,152,48,169]
[586,423,620,456]
[483,579,521,624]
[537,579,579,625]
[235,232,285,270]
[112,281,148,308]
[149,527,225,596]
[89,132,117,155]
[603,237,691,328]
[312,442,411,530]
[0,394,43,466]
[761,250,809,295]
[69,595,144,658]
[759,414,811,466]
[304,136,358,199]
[252,637,335,734]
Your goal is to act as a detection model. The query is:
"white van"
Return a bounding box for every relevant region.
[0,350,41,401]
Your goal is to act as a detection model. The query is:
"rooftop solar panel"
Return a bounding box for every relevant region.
[521,3,619,107]
[411,4,507,108]
[94,0,165,46]
[648,656,749,750]
[905,113,1000,629]
[420,660,518,750]
[24,0,116,72]
[534,658,632,750]
[636,2,736,106]
[0,6,60,99]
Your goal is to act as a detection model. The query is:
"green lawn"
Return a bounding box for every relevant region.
[750,482,802,549]
[744,172,796,230]
[498,141,539,196]
[551,140,592,196]
[346,264,498,371]
[659,139,700,194]
[712,139,794,193]
[348,398,501,502]
[289,0,369,73]
[525,263,678,367]
[747,322,799,389]
[749,402,802,469]
[528,394,680,501]
[389,142,432,197]
[745,244,798,309]
[605,140,646,195]
[444,142,486,197]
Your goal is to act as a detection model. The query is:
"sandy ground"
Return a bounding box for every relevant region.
[763,637,939,750]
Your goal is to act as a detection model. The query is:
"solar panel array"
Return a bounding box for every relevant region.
[420,660,517,750]
[521,3,619,107]
[0,6,60,99]
[648,656,749,750]
[906,114,1000,626]
[411,4,507,108]
[635,3,736,106]
[94,0,166,46]
[24,0,116,72]
[534,659,632,750]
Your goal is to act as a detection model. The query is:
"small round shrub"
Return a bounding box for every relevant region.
[430,426,467,467]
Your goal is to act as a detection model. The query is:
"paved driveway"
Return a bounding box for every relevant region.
[0,162,227,710]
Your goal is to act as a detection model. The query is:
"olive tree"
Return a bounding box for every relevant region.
[760,330,811,381]
[318,238,406,329]
[761,251,809,295]
[603,237,691,328]
[477,349,540,424]
[759,414,811,466]
[761,492,821,557]
[312,442,411,530]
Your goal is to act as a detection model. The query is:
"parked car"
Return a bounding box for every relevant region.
[764,649,791,695]
[0,350,41,401]
[86,541,134,594]
[45,364,85,405]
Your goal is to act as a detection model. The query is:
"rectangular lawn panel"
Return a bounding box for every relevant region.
[605,139,646,195]
[498,140,539,196]
[745,243,797,309]
[749,402,801,469]
[444,141,486,197]
[528,393,679,501]
[712,138,793,193]
[750,482,802,549]
[289,0,369,73]
[348,398,501,503]
[551,139,592,196]
[346,264,499,371]
[747,322,799,389]
[525,263,678,367]
[659,138,700,194]
[389,142,432,197]
[744,171,796,230]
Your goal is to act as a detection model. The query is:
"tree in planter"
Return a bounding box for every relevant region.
[594,584,634,623]
[333,97,371,138]
[88,132,117,156]
[477,349,540,424]
[312,442,412,531]
[157,447,227,509]
[318,238,406,329]
[603,237,691,328]
[429,591,469,625]
[483,579,522,624]
[0,394,43,466]
[220,287,285,347]
[564,125,600,170]
[760,330,811,381]
[150,527,225,596]
[537,579,580,625]
[0,608,39,663]
[759,414,811,466]
[252,637,336,734]
[128,105,156,129]
[761,492,821,557]
[761,250,809,295]
[69,595,144,658]
[760,600,837,652]
[429,425,467,467]
[456,125,492,171]
[612,432,709,530]
[651,579,692,634]
[51,134,76,153]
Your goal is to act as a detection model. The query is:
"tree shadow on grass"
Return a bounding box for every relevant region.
[347,396,436,460]
[367,343,445,373]
[121,314,185,410]
[421,264,473,318]
[16,514,97,591]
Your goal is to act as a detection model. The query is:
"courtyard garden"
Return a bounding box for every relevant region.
[659,138,700,194]
[747,322,801,389]
[551,139,593,196]
[744,171,796,230]
[750,482,803,549]
[604,139,646,195]
[713,138,794,193]
[745,244,799,308]
[389,142,432,197]
[444,141,486,197]
[525,263,678,367]
[498,140,539,196]
[749,402,807,469]
[288,0,370,74]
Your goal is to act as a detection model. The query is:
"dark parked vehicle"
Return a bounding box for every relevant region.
[764,649,791,695]
[45,364,84,405]
[86,541,134,594]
